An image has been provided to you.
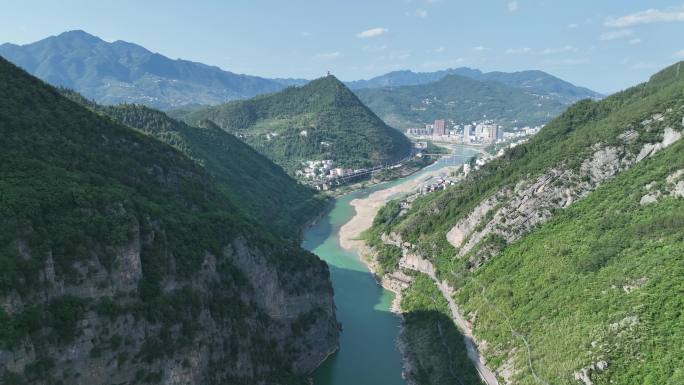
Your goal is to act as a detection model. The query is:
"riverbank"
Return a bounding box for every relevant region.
[335,147,499,385]
[322,156,439,198]
[339,163,459,253]
[337,160,464,385]
[303,146,482,385]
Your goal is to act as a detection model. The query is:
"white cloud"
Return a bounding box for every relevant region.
[539,45,578,55]
[600,29,633,41]
[472,45,490,51]
[505,47,531,54]
[675,50,684,58]
[434,46,446,53]
[425,0,442,3]
[605,7,684,28]
[507,1,519,12]
[356,27,388,39]
[628,38,642,45]
[568,23,578,29]
[415,9,428,18]
[314,52,342,59]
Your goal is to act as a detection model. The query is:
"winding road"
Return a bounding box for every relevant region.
[399,257,500,385]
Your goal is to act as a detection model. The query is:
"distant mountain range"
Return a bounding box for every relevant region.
[347,68,603,104]
[0,30,301,109]
[355,74,568,129]
[174,75,412,173]
[1,30,601,112]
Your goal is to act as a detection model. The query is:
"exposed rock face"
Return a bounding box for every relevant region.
[573,360,608,385]
[447,126,682,266]
[225,237,338,374]
[0,229,338,385]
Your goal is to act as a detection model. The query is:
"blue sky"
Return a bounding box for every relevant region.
[2,0,684,93]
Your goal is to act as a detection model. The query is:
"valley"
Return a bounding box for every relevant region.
[303,147,479,385]
[1,7,682,385]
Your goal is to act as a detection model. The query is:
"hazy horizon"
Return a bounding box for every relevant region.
[2,0,684,94]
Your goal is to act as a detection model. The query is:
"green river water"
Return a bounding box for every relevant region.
[302,145,479,385]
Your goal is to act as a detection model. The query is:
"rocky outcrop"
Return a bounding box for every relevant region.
[225,237,338,374]
[0,230,338,385]
[640,168,684,205]
[573,360,608,385]
[448,125,683,266]
[376,232,499,385]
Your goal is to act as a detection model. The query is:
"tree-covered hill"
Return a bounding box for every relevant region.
[0,30,293,109]
[347,67,602,104]
[175,75,412,173]
[354,74,567,130]
[365,61,684,384]
[0,57,338,385]
[60,91,327,240]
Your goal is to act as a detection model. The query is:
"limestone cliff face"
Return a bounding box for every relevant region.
[445,119,682,268]
[0,227,338,385]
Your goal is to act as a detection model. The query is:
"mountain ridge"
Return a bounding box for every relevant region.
[59,89,329,239]
[1,30,602,113]
[176,75,413,173]
[0,30,291,109]
[0,55,339,385]
[355,73,567,129]
[347,67,603,104]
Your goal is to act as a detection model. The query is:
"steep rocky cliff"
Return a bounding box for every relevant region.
[0,57,338,385]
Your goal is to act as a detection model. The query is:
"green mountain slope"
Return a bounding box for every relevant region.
[354,74,567,129]
[175,75,412,173]
[0,57,338,384]
[0,30,292,109]
[455,139,684,385]
[60,92,327,240]
[347,68,602,104]
[365,62,684,384]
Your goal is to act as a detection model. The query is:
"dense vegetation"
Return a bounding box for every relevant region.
[0,30,297,109]
[0,57,333,384]
[366,61,684,384]
[354,74,567,129]
[174,75,412,173]
[348,67,601,104]
[455,139,684,385]
[60,92,327,240]
[384,62,684,258]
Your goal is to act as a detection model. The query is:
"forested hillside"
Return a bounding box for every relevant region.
[0,30,291,109]
[348,67,601,104]
[364,62,684,385]
[175,75,412,173]
[60,92,327,240]
[0,57,338,385]
[354,74,566,129]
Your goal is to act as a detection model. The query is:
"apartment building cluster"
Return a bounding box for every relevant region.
[405,119,503,145]
[296,159,353,181]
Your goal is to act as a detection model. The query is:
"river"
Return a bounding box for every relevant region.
[302,145,479,385]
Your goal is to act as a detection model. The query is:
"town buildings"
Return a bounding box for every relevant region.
[433,119,446,136]
[405,118,541,146]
